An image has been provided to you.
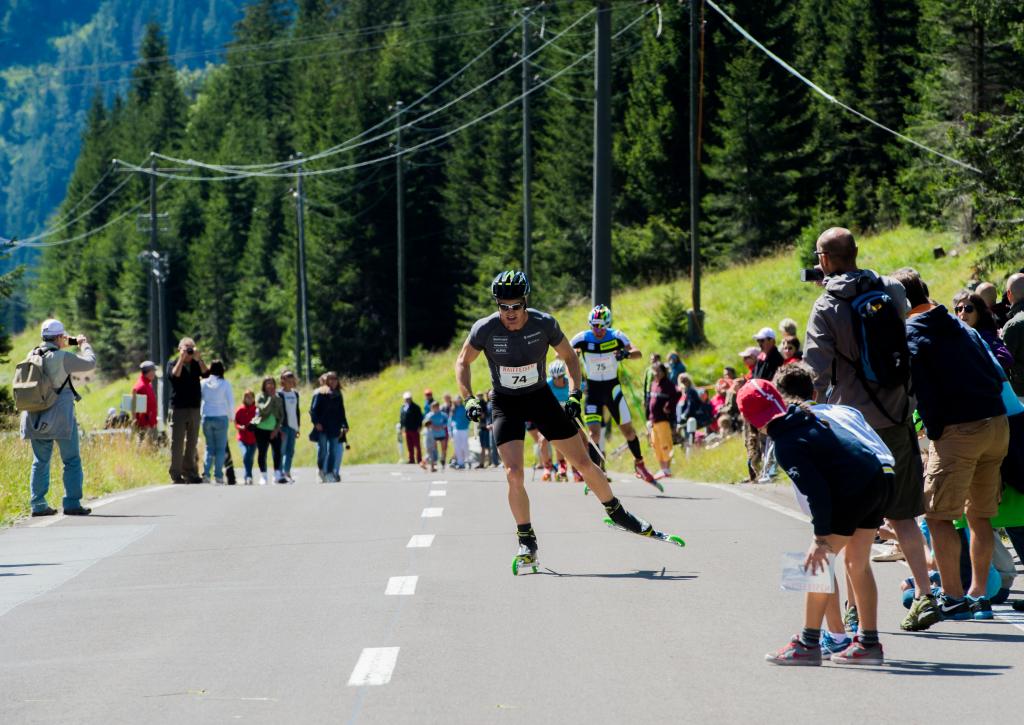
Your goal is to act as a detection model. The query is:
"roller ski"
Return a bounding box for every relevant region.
[555,461,569,482]
[602,496,685,547]
[634,460,664,492]
[512,541,539,575]
[603,518,685,547]
[540,464,555,482]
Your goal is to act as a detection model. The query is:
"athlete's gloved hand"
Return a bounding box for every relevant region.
[465,395,483,422]
[614,348,630,361]
[564,389,583,424]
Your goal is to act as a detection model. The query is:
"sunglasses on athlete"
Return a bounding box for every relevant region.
[954,304,975,314]
[498,302,525,312]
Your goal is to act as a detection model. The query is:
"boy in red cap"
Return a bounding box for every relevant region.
[737,379,892,666]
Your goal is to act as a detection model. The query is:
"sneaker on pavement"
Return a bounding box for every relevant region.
[764,636,821,666]
[214,477,225,485]
[819,631,852,660]
[31,506,59,517]
[872,544,905,562]
[259,475,268,486]
[201,475,211,484]
[967,595,994,621]
[900,595,940,632]
[938,594,972,621]
[63,506,92,516]
[244,477,253,485]
[830,637,884,666]
[843,602,859,634]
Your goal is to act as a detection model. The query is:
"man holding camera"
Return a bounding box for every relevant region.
[167,337,209,483]
[22,319,96,516]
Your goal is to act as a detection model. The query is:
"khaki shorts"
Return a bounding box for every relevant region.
[650,421,674,462]
[924,416,1009,520]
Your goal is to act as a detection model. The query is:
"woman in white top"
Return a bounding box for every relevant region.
[277,370,301,483]
[201,360,235,483]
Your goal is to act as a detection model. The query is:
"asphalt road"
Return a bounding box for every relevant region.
[1,465,1022,725]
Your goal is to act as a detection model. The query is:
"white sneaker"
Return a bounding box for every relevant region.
[259,475,267,486]
[285,472,295,483]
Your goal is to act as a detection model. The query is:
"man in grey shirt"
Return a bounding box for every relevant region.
[455,271,669,574]
[803,228,937,632]
[21,318,96,516]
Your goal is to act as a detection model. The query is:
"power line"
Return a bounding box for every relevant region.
[151,4,593,177]
[14,172,134,244]
[45,164,116,227]
[703,0,982,174]
[7,190,162,249]
[117,5,657,183]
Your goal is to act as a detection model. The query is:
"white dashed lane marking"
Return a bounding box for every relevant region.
[347,647,400,686]
[385,576,418,596]
[407,534,435,548]
[431,480,447,485]
[428,490,446,497]
[421,507,443,518]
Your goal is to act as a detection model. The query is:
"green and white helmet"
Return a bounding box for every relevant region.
[548,359,567,378]
[491,270,531,300]
[589,304,612,329]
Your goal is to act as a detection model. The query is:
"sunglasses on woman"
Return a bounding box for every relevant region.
[498,302,525,312]
[954,304,975,314]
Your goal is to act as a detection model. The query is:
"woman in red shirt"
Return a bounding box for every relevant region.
[234,390,258,485]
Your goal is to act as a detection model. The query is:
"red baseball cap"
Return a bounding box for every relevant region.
[736,379,789,429]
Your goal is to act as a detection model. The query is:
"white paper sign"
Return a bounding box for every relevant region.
[780,551,835,593]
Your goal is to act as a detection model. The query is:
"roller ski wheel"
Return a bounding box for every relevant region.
[602,518,686,547]
[512,544,539,576]
[541,466,554,482]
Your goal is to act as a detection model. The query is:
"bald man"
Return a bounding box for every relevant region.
[803,227,936,632]
[1001,273,1024,399]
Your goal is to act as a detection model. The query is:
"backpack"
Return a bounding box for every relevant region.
[12,347,69,413]
[829,277,911,425]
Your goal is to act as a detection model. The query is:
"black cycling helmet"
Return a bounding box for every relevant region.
[491,270,531,300]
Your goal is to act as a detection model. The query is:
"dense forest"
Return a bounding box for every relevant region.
[10,0,1024,379]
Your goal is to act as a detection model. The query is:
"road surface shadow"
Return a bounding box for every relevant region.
[890,629,1024,644]
[81,514,174,519]
[619,495,716,501]
[876,659,1012,677]
[0,572,29,577]
[0,563,60,568]
[540,567,698,581]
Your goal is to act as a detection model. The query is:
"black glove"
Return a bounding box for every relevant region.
[465,395,483,422]
[615,347,630,361]
[564,389,583,424]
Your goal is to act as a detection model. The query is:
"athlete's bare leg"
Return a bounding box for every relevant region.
[619,421,638,441]
[498,440,530,524]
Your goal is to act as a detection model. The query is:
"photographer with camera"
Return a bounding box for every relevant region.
[17,319,96,516]
[167,337,209,484]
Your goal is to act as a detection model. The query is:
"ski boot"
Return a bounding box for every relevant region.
[634,460,664,492]
[541,465,554,482]
[512,541,539,575]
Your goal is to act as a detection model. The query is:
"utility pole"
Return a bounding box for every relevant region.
[689,0,704,343]
[148,157,159,364]
[522,11,533,280]
[591,0,612,308]
[293,153,312,385]
[395,101,407,363]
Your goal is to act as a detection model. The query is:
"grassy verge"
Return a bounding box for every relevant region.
[2,226,1007,484]
[0,433,168,526]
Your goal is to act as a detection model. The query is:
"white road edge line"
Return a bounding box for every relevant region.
[385,576,418,596]
[348,647,400,686]
[709,484,810,524]
[428,490,446,497]
[407,534,435,548]
[26,484,176,528]
[710,484,1024,633]
[421,507,443,518]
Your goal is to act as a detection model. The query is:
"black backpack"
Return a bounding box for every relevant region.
[829,276,911,425]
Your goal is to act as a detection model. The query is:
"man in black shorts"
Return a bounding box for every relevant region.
[455,271,665,572]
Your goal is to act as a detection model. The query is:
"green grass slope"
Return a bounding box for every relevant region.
[3,226,1001,479]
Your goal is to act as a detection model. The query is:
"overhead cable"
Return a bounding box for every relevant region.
[149,5,597,178]
[9,190,161,249]
[14,173,135,244]
[117,6,656,183]
[704,0,982,174]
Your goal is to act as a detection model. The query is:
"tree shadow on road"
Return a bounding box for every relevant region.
[539,567,698,581]
[618,495,717,501]
[81,514,174,518]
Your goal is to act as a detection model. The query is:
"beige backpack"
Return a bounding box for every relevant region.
[12,347,68,413]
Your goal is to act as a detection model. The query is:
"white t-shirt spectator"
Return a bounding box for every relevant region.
[280,390,299,430]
